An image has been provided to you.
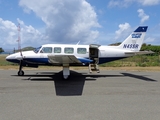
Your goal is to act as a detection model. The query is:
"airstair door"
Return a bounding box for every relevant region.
[89,44,101,73]
[89,44,101,64]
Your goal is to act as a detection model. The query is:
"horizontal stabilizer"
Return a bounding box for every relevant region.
[125,51,154,55]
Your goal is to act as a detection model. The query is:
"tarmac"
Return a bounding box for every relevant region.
[0,69,160,120]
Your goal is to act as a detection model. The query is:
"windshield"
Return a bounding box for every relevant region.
[34,46,42,53]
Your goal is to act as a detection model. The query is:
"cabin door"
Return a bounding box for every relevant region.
[89,44,101,64]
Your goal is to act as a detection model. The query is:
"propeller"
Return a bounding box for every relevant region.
[17,23,24,76]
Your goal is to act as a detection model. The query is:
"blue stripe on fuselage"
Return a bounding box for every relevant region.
[22,57,125,64]
[7,57,127,66]
[6,59,20,64]
[24,58,49,64]
[78,58,93,63]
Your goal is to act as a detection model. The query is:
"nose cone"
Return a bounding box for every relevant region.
[6,54,20,63]
[6,54,13,61]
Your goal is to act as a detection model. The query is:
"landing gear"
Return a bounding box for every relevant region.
[18,70,24,76]
[18,60,24,76]
[63,64,70,80]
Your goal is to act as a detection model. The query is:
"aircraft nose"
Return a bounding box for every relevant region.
[6,55,13,61]
[6,54,18,61]
[6,53,22,63]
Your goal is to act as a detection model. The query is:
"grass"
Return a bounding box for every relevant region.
[100,55,160,67]
[0,54,16,66]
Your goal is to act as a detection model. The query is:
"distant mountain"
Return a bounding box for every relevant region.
[0,51,13,54]
[0,47,35,54]
[14,47,35,52]
[109,42,121,46]
[21,47,35,51]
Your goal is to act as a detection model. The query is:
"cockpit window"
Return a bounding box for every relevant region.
[40,47,52,53]
[34,46,42,53]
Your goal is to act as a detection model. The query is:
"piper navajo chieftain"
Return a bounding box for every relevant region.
[6,26,151,79]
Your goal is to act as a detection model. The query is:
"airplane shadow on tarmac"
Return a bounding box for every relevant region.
[14,70,123,96]
[12,71,157,96]
[20,71,124,96]
[121,73,157,82]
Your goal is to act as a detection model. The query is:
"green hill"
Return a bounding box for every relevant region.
[15,47,35,52]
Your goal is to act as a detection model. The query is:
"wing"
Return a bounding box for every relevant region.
[48,55,92,65]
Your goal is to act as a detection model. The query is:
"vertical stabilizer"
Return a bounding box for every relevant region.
[118,26,148,51]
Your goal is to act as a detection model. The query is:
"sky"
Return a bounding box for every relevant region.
[0,0,160,51]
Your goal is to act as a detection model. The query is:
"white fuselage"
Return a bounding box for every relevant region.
[6,44,133,66]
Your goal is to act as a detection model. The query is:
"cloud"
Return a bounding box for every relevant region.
[139,0,160,6]
[17,18,46,46]
[0,18,44,49]
[144,37,155,43]
[137,9,149,24]
[0,18,17,47]
[108,0,134,8]
[115,22,131,40]
[19,0,100,44]
[108,0,160,7]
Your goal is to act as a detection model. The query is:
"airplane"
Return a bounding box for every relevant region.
[6,26,153,79]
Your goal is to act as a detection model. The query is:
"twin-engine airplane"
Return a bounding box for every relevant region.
[6,26,152,79]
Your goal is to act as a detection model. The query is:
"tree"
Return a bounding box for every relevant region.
[0,47,4,53]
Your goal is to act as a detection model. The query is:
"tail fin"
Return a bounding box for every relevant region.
[118,26,148,51]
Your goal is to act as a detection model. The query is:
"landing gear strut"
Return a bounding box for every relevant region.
[63,64,70,80]
[18,60,24,76]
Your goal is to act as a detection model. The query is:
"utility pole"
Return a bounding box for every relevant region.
[17,23,22,56]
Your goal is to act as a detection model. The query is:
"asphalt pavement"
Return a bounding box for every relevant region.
[0,69,160,120]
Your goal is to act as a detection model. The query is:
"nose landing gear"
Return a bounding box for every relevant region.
[18,60,24,76]
[18,70,24,76]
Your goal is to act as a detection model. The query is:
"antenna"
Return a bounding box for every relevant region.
[76,41,80,45]
[17,23,22,56]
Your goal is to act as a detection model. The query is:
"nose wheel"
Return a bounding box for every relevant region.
[18,60,24,76]
[18,70,24,76]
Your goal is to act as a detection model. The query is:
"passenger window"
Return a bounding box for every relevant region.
[77,48,86,54]
[54,47,61,53]
[64,47,74,54]
[40,47,52,53]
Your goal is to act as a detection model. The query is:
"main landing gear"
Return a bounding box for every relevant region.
[17,61,70,79]
[62,64,70,80]
[18,60,24,76]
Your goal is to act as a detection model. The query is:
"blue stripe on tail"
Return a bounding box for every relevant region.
[134,26,148,32]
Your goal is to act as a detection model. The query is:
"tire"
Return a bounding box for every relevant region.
[18,70,24,76]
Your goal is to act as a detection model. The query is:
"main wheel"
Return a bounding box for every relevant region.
[18,70,24,76]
